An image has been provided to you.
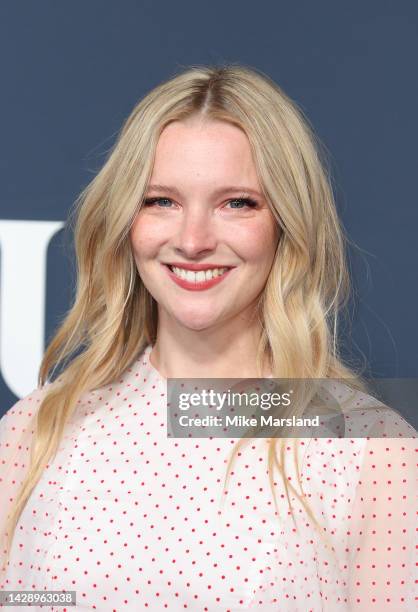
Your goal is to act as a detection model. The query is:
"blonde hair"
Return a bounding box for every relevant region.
[2,63,369,570]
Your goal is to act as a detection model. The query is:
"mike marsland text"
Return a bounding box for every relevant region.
[177,414,320,427]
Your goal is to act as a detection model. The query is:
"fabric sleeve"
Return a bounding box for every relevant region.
[0,386,49,588]
[347,415,417,610]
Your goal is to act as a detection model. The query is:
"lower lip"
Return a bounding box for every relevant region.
[162,264,234,291]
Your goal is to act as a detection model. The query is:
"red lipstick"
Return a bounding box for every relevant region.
[161,263,235,291]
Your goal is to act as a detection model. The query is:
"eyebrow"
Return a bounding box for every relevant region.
[146,183,264,199]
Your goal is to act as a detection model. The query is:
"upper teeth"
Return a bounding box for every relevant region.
[170,266,229,282]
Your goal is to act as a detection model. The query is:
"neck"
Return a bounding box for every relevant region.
[149,313,271,379]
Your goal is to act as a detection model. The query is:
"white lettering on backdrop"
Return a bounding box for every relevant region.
[0,220,64,398]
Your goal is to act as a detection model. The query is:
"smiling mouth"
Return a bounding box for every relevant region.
[162,263,234,290]
[165,264,231,282]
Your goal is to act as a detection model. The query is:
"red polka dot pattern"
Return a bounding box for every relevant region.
[0,344,416,610]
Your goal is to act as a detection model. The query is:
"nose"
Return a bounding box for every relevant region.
[173,208,217,258]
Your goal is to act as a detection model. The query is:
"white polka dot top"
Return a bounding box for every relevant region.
[0,344,416,611]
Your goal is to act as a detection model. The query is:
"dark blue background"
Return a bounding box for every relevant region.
[1,1,417,418]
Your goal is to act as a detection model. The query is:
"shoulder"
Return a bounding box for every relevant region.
[313,379,416,438]
[0,384,52,451]
[299,380,416,502]
[1,384,51,423]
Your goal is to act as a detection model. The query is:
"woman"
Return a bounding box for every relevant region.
[0,65,415,611]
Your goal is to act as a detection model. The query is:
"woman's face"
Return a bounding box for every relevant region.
[130,118,280,332]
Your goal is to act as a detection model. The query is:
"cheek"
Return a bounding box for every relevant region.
[130,215,165,259]
[235,220,279,263]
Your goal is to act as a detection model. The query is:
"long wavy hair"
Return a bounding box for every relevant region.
[2,63,368,570]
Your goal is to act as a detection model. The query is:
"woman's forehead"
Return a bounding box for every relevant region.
[150,120,261,194]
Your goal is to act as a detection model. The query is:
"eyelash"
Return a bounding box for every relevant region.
[142,196,258,210]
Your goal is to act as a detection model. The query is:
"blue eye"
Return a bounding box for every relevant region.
[143,197,173,207]
[227,198,258,209]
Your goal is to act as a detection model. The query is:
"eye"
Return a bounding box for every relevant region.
[226,197,258,210]
[143,197,174,208]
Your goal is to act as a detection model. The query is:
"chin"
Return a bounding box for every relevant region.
[173,312,220,331]
[178,319,216,331]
